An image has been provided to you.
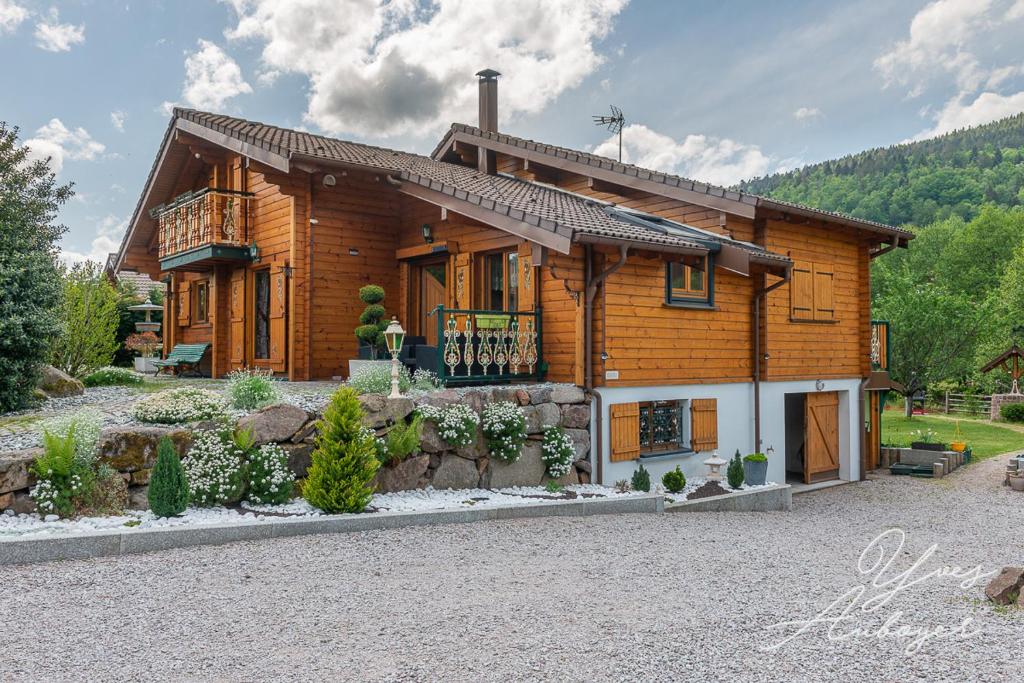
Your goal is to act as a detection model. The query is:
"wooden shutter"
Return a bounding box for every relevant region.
[790,261,813,320]
[268,266,287,373]
[812,264,835,321]
[609,402,641,462]
[517,242,535,312]
[229,268,246,368]
[690,398,718,452]
[452,252,472,309]
[177,281,191,326]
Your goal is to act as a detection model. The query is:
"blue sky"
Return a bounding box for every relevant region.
[2,0,1024,263]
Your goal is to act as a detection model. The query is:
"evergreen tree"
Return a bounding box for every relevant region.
[631,464,650,492]
[148,437,189,517]
[727,450,745,489]
[304,387,380,513]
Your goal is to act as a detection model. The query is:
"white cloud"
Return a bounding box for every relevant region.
[33,8,84,52]
[23,118,105,174]
[59,215,127,266]
[0,0,28,34]
[593,124,771,187]
[1008,0,1024,19]
[912,90,1024,140]
[226,0,629,138]
[110,110,126,132]
[162,39,252,113]
[256,68,280,86]
[793,106,822,121]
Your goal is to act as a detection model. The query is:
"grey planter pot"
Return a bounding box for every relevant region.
[743,459,768,486]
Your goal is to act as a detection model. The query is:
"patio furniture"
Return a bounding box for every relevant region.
[152,343,210,377]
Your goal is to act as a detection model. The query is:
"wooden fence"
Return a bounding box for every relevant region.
[938,392,992,416]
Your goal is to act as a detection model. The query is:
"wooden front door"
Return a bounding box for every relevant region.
[805,391,840,483]
[866,392,882,471]
[417,260,447,346]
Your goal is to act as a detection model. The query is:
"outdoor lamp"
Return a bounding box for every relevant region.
[384,317,406,398]
[703,450,726,481]
[421,223,433,244]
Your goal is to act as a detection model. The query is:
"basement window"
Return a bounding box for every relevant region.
[666,256,713,306]
[639,400,691,455]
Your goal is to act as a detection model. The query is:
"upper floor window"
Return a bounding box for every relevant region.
[666,256,712,305]
[790,261,834,322]
[194,281,209,323]
[482,249,519,311]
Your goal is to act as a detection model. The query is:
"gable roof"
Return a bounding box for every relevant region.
[433,123,914,244]
[117,110,791,273]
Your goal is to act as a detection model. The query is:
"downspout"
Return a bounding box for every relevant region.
[753,269,790,453]
[858,378,868,481]
[307,173,315,379]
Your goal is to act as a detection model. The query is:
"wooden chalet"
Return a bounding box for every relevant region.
[114,70,912,487]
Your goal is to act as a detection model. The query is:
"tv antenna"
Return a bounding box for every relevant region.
[593,105,625,162]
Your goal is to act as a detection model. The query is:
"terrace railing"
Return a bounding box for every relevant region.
[432,306,543,385]
[151,188,254,258]
[870,320,890,371]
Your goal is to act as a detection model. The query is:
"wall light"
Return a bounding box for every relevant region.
[282,264,294,278]
[421,223,434,244]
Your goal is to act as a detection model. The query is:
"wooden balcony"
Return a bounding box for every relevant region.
[151,188,255,270]
[428,306,544,385]
[870,320,890,370]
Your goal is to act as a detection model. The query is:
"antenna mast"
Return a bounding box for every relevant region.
[592,105,626,162]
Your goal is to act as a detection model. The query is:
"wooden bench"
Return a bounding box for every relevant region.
[152,343,210,377]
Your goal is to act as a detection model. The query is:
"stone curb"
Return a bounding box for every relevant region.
[663,483,792,513]
[0,493,664,566]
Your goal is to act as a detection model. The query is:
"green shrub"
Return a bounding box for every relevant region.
[544,480,563,493]
[411,368,445,391]
[133,387,227,424]
[727,450,745,489]
[52,261,121,377]
[79,467,127,516]
[82,366,143,387]
[1001,402,1024,422]
[29,428,80,517]
[226,367,278,410]
[662,466,686,493]
[418,404,479,448]
[41,409,103,468]
[378,414,423,466]
[743,452,767,462]
[247,443,295,505]
[541,426,575,477]
[182,429,246,507]
[148,437,189,517]
[355,285,388,359]
[482,401,527,463]
[304,387,380,513]
[348,363,412,395]
[631,464,651,492]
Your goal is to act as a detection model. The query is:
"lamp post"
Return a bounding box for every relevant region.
[384,316,406,399]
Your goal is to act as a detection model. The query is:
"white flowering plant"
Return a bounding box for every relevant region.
[182,429,246,507]
[41,409,103,469]
[30,410,115,518]
[418,403,479,448]
[246,443,295,505]
[348,363,412,395]
[82,366,143,387]
[226,367,278,410]
[482,401,527,463]
[133,387,228,424]
[541,426,575,477]
[411,368,445,391]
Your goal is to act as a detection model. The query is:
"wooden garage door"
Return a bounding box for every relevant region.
[805,391,839,483]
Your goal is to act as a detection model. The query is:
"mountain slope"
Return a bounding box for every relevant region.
[738,113,1024,227]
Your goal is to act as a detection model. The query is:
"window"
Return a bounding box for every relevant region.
[790,261,835,322]
[194,281,209,323]
[254,270,270,359]
[667,256,712,305]
[610,398,719,462]
[481,250,519,311]
[639,400,689,454]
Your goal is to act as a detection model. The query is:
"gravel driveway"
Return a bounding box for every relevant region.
[2,456,1022,682]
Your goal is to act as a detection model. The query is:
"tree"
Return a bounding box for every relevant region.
[148,437,189,518]
[303,387,380,513]
[0,122,70,412]
[51,261,121,377]
[354,284,388,359]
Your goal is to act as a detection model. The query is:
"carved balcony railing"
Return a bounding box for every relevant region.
[432,306,544,384]
[151,188,254,259]
[870,320,890,371]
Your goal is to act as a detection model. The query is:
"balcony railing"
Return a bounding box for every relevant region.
[870,320,890,370]
[432,306,544,384]
[150,188,254,258]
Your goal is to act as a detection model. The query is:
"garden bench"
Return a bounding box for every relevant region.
[152,343,210,377]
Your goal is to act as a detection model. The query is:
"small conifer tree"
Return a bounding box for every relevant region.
[303,387,380,513]
[631,464,651,492]
[727,449,745,489]
[148,436,189,517]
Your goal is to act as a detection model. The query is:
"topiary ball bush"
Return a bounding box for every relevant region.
[358,285,385,305]
[662,465,686,494]
[148,437,189,517]
[359,304,386,325]
[1001,402,1024,422]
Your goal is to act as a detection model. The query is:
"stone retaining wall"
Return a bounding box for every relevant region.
[0,384,591,513]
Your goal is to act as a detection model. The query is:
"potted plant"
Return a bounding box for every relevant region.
[348,284,393,379]
[910,428,946,451]
[125,331,161,373]
[1009,469,1024,492]
[949,421,967,453]
[742,452,768,486]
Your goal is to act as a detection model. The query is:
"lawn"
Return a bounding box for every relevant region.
[882,411,1024,460]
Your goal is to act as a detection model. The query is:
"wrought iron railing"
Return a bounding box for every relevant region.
[151,188,254,258]
[433,306,543,384]
[870,320,890,370]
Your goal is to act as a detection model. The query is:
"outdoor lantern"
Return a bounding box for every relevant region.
[384,317,406,399]
[421,223,434,244]
[703,450,726,481]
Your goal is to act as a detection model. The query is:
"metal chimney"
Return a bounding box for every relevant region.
[476,68,500,174]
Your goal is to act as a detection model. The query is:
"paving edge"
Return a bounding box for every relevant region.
[664,483,792,513]
[0,493,665,566]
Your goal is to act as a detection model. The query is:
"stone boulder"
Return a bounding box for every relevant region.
[374,454,430,493]
[455,433,488,461]
[237,403,310,444]
[99,426,192,472]
[36,365,84,398]
[128,485,150,511]
[523,403,561,434]
[0,448,41,494]
[527,385,553,405]
[419,421,447,453]
[486,441,546,489]
[564,428,591,460]
[560,404,590,429]
[985,566,1024,605]
[549,384,586,404]
[281,443,314,479]
[3,490,35,514]
[358,395,415,429]
[543,466,580,488]
[431,455,480,490]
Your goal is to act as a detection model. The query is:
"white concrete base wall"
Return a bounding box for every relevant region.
[592,378,862,487]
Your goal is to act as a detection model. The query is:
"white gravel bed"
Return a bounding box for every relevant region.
[1,464,1020,681]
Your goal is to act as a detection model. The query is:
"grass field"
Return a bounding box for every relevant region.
[882,411,1024,460]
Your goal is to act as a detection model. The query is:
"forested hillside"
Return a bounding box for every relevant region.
[739,113,1024,228]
